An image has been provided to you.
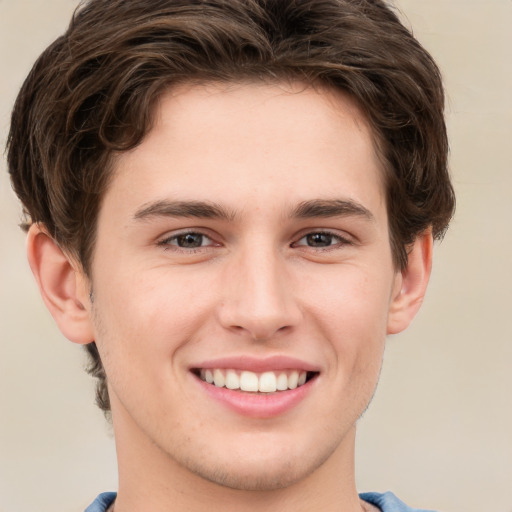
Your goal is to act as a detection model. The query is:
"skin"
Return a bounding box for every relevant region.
[27,81,432,512]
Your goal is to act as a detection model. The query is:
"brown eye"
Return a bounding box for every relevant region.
[294,231,351,249]
[159,232,214,249]
[305,233,335,247]
[175,233,205,248]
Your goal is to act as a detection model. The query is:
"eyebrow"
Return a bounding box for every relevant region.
[133,200,237,222]
[133,198,374,223]
[291,199,374,221]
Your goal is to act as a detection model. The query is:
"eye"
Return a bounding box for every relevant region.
[294,232,350,248]
[159,232,214,249]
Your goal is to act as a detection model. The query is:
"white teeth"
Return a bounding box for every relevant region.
[276,372,288,391]
[259,372,277,393]
[213,369,225,388]
[240,371,259,392]
[288,370,299,389]
[225,369,240,390]
[199,369,310,393]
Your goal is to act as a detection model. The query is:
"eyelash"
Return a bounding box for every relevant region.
[157,230,353,253]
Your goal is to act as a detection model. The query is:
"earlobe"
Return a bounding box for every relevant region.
[26,224,94,345]
[387,230,433,335]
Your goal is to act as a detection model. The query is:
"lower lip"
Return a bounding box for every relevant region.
[192,373,317,419]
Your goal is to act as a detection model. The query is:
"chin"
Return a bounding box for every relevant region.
[188,460,311,491]
[178,439,334,492]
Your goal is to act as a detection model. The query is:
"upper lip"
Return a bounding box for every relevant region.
[190,355,321,373]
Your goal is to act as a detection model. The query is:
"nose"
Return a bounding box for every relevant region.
[217,245,302,341]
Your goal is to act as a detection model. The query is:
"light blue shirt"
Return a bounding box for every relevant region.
[359,492,437,511]
[85,491,436,511]
[85,492,116,512]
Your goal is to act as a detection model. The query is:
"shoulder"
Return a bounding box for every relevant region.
[359,492,437,512]
[84,492,117,512]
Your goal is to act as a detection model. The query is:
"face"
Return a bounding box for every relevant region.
[87,82,402,490]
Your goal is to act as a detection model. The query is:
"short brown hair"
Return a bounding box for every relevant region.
[7,0,455,414]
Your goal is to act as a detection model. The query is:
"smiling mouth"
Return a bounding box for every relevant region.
[193,368,318,393]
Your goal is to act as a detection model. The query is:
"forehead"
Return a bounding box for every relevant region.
[106,81,386,221]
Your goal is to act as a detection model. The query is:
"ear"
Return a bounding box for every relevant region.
[387,230,433,335]
[26,224,94,344]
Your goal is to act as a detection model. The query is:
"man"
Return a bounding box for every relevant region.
[6,0,454,510]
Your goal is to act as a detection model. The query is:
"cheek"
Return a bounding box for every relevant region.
[91,268,217,365]
[302,265,391,374]
[304,263,393,331]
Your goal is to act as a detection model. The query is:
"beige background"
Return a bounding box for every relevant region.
[0,1,511,511]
